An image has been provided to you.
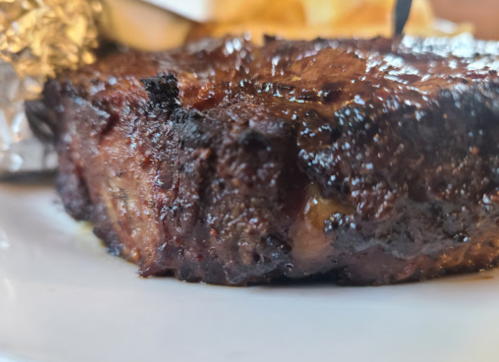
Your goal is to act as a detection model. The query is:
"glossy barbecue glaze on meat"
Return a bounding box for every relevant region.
[29,35,499,285]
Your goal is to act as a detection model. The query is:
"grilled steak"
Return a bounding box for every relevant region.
[27,35,499,285]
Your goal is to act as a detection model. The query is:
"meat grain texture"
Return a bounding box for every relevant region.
[28,36,499,285]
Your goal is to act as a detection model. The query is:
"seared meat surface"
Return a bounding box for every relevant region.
[28,36,499,285]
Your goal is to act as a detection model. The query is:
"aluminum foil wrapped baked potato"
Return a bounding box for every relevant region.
[0,0,100,176]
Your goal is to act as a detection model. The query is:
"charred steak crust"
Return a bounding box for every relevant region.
[28,36,499,285]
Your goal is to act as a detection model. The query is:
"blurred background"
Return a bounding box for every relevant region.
[103,0,499,52]
[431,0,499,40]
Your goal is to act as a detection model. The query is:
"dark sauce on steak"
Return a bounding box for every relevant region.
[27,35,499,285]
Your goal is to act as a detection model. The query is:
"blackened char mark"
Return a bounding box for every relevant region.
[141,73,182,112]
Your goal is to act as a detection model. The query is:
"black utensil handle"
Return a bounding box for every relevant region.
[394,0,413,36]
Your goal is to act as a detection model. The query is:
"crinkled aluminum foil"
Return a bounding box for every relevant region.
[0,0,101,177]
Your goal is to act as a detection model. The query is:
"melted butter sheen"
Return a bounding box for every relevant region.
[304,184,354,230]
[289,184,354,273]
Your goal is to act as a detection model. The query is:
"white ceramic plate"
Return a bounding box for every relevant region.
[1,182,499,362]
